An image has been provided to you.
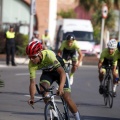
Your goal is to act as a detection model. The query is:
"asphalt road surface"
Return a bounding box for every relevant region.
[0,64,120,120]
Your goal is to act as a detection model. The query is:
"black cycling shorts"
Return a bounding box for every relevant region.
[62,48,77,61]
[40,70,71,92]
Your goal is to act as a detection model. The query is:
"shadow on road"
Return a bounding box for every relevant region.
[76,102,105,108]
[82,115,120,120]
[0,91,28,95]
[0,110,44,116]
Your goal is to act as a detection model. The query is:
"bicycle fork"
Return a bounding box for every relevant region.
[50,96,59,119]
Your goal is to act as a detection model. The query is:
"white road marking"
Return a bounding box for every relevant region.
[0,65,7,67]
[16,72,42,76]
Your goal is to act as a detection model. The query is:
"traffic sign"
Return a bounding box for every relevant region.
[102,5,108,19]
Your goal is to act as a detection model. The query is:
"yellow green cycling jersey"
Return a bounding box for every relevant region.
[28,50,61,79]
[100,48,116,62]
[113,49,120,66]
[59,40,80,51]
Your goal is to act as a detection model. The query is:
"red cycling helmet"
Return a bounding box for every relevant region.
[26,40,42,56]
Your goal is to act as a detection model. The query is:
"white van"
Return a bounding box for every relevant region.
[55,19,95,55]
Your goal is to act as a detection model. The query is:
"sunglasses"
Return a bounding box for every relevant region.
[29,55,38,59]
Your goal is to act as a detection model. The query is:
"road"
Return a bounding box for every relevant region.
[0,64,120,120]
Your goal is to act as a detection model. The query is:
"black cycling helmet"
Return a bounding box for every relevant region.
[117,41,120,51]
[66,34,75,41]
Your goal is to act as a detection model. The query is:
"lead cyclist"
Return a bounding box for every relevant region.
[26,40,81,120]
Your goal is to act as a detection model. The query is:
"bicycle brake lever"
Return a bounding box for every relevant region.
[30,104,34,109]
[28,101,34,109]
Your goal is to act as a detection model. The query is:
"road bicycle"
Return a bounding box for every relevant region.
[102,64,113,108]
[31,83,74,120]
[64,59,72,76]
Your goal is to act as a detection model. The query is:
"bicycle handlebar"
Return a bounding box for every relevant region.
[103,65,113,69]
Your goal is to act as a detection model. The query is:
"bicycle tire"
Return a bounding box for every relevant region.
[103,77,108,106]
[44,101,64,120]
[108,75,113,108]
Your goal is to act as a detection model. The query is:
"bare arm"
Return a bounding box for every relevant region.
[29,79,36,102]
[56,66,66,95]
[98,60,103,73]
[98,60,103,69]
[77,49,83,67]
[57,49,62,57]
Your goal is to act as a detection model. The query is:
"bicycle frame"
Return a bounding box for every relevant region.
[34,84,70,120]
[102,65,113,108]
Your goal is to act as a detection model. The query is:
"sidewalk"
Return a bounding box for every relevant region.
[0,54,99,65]
[0,54,29,65]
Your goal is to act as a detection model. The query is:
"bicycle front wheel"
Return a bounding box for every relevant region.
[108,75,113,108]
[103,78,108,106]
[44,101,63,120]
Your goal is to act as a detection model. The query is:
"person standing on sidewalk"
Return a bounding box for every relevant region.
[5,25,16,66]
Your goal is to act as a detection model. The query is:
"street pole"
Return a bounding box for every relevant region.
[118,10,120,41]
[100,18,105,54]
[29,0,36,42]
[100,4,108,54]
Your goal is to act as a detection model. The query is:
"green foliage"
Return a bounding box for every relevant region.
[15,33,29,56]
[79,0,99,11]
[57,9,76,18]
[0,31,5,53]
[93,26,101,44]
[92,8,117,43]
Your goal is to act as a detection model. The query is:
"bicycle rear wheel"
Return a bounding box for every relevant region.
[108,75,113,108]
[44,101,64,120]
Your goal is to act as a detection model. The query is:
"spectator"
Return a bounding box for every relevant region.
[42,29,51,49]
[5,25,16,66]
[31,30,42,43]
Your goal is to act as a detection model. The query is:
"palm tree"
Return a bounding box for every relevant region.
[78,0,119,47]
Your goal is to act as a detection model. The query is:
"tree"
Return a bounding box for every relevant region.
[57,9,76,18]
[78,0,119,45]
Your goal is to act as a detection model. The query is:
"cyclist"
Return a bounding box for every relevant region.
[57,34,83,85]
[112,41,120,96]
[26,40,81,120]
[98,39,117,97]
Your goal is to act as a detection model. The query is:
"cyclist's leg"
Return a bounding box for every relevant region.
[69,52,78,85]
[98,68,106,94]
[61,76,81,120]
[40,71,54,103]
[99,68,106,84]
[112,68,118,97]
